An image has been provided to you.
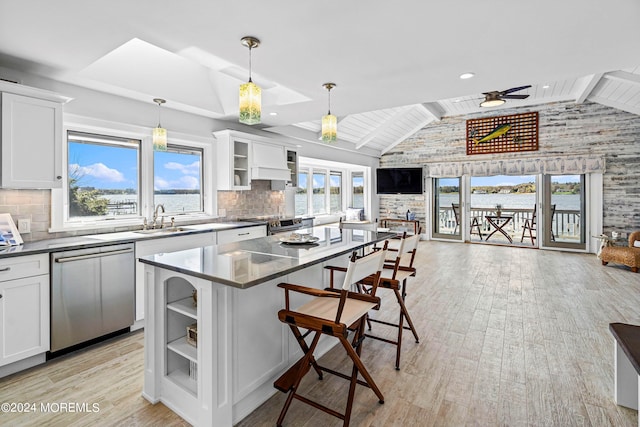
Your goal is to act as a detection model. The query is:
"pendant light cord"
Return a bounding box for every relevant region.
[248,46,253,83]
[327,87,331,115]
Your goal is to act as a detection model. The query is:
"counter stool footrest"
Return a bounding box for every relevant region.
[274,357,313,393]
[319,365,370,389]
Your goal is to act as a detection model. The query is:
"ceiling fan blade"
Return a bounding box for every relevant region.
[501,94,530,99]
[500,85,532,95]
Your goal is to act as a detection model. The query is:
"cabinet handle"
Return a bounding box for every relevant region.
[238,232,250,236]
[56,176,62,180]
[0,267,10,272]
[55,248,133,263]
[0,294,2,299]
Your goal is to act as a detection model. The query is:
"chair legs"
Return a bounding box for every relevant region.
[470,217,483,240]
[275,317,384,427]
[520,219,535,245]
[366,279,420,370]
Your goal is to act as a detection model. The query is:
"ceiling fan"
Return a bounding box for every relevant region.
[480,85,532,107]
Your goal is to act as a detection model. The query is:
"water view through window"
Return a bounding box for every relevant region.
[435,174,582,245]
[67,132,202,219]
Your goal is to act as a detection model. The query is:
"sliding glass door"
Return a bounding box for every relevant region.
[432,177,461,240]
[543,174,585,249]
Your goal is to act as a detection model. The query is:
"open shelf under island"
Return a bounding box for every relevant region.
[139,225,395,426]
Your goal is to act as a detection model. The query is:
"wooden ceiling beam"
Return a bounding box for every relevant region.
[603,70,640,87]
[575,73,603,104]
[420,102,445,121]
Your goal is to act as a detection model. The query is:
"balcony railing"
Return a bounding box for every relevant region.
[438,207,581,241]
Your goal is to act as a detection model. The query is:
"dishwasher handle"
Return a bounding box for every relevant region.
[54,248,134,263]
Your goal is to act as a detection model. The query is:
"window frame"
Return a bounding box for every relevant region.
[51,119,215,232]
[153,144,205,216]
[66,130,142,222]
[295,162,367,218]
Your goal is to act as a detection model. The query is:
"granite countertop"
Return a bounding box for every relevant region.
[0,221,267,259]
[139,226,396,289]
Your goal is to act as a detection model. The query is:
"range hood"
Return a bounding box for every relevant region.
[251,141,291,181]
[251,166,290,181]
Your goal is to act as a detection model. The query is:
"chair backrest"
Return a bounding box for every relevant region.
[531,204,537,224]
[451,203,460,226]
[384,233,420,279]
[341,244,387,291]
[629,231,640,247]
[339,217,378,231]
[395,233,420,272]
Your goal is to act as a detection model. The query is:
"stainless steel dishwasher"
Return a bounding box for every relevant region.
[50,243,135,353]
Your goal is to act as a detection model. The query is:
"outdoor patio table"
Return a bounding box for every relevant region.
[485,215,513,243]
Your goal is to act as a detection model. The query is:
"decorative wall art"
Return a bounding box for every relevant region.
[0,213,23,246]
[466,111,539,155]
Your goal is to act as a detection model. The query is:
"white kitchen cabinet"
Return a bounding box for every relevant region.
[0,254,49,367]
[0,81,71,189]
[217,225,266,244]
[214,130,252,190]
[135,231,216,323]
[286,149,298,187]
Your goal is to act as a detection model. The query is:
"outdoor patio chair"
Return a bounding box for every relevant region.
[521,204,556,245]
[452,203,483,240]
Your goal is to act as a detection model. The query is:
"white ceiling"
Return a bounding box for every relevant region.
[1,0,639,156]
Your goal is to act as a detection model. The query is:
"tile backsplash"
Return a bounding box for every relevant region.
[217,180,285,219]
[0,189,51,242]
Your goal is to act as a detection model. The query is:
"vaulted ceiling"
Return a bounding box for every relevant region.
[1,1,639,157]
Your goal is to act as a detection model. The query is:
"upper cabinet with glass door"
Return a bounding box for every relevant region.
[213,130,251,190]
[0,81,72,189]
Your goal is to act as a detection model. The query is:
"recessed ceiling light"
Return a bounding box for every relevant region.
[542,85,550,89]
[269,112,278,116]
[459,72,475,80]
[453,99,461,103]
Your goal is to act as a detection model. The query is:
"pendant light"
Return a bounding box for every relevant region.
[152,98,167,151]
[239,36,261,125]
[321,83,337,142]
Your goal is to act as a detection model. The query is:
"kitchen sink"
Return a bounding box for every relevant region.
[133,227,190,235]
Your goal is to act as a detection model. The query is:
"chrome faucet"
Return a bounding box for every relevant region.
[152,204,165,229]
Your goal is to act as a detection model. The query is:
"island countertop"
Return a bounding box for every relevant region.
[138,225,395,289]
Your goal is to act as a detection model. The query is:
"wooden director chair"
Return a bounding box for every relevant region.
[274,243,389,427]
[326,233,421,370]
[361,232,421,370]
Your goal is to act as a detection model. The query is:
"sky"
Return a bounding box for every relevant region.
[68,142,201,190]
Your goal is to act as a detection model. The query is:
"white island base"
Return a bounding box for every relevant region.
[142,258,349,426]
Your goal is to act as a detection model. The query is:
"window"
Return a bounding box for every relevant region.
[351,172,364,209]
[313,172,327,214]
[154,146,203,214]
[295,171,309,216]
[330,171,342,213]
[67,131,140,220]
[295,158,368,218]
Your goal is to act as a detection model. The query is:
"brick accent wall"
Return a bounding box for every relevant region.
[379,101,640,234]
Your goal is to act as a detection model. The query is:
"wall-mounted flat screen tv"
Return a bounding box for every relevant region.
[376,167,423,194]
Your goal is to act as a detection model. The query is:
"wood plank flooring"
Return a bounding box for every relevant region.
[1,240,639,426]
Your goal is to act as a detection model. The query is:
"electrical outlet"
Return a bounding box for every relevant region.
[17,218,31,234]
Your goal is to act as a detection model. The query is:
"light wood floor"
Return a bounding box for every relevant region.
[2,241,639,426]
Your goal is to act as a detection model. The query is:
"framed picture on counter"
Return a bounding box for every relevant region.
[0,213,23,246]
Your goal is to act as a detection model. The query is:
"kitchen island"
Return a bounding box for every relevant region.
[139,226,394,426]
